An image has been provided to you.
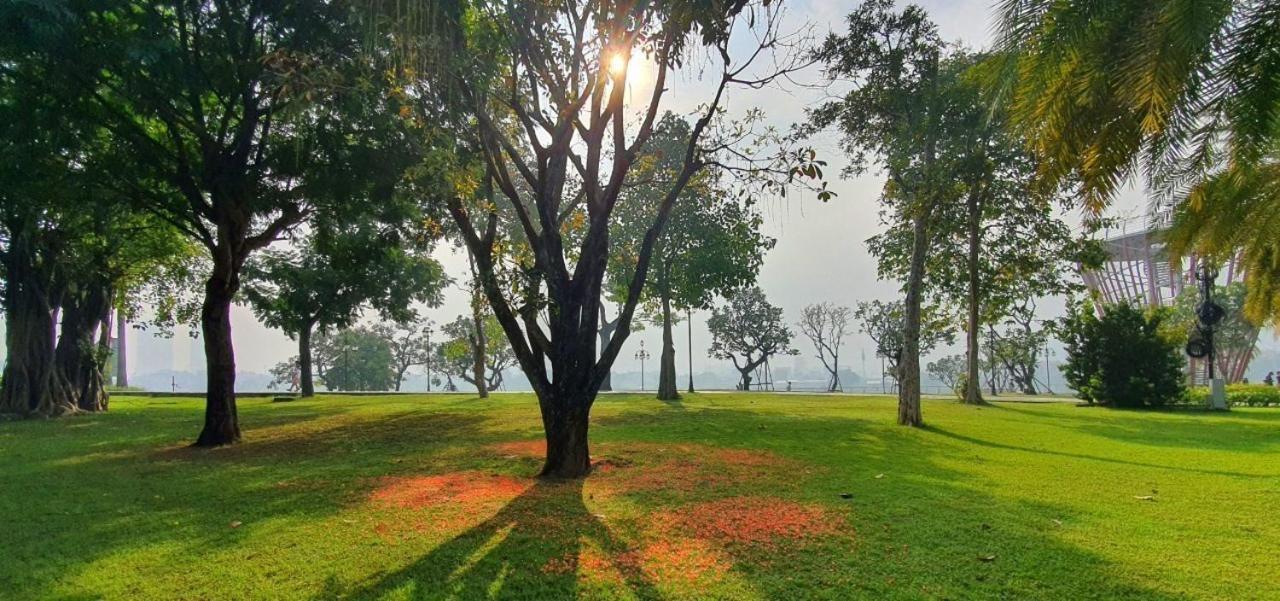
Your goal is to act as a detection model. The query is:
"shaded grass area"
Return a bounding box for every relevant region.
[0,393,1277,600]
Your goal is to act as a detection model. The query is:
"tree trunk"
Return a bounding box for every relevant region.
[471,288,489,399]
[829,353,840,392]
[0,281,57,416]
[898,211,929,427]
[194,255,241,447]
[739,371,753,391]
[687,309,695,393]
[298,322,315,397]
[539,397,592,478]
[984,325,1000,397]
[52,284,111,413]
[963,189,984,405]
[657,288,679,401]
[597,305,616,392]
[116,308,128,387]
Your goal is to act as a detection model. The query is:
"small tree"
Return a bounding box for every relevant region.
[610,115,775,401]
[436,315,513,395]
[313,328,396,392]
[854,299,955,388]
[374,322,436,392]
[1058,301,1185,408]
[926,354,966,397]
[798,303,852,392]
[267,358,302,393]
[707,287,798,390]
[243,232,445,397]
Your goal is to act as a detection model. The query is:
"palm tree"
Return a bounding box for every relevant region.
[996,0,1280,322]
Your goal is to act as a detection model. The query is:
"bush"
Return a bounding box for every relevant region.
[1058,301,1186,408]
[1185,384,1280,407]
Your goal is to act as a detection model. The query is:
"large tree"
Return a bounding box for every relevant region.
[707,287,798,391]
[16,0,391,445]
[399,0,824,476]
[865,54,1086,404]
[0,45,189,416]
[810,0,957,425]
[610,115,775,401]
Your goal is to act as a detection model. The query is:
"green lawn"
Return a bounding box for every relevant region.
[1,393,1277,600]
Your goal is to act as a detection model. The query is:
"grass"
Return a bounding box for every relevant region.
[1,393,1277,600]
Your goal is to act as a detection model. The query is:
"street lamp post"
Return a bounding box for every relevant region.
[425,325,433,392]
[1186,263,1227,409]
[634,341,651,391]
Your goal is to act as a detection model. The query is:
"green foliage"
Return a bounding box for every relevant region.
[926,354,966,398]
[435,314,513,393]
[997,0,1280,324]
[242,230,446,340]
[853,299,955,376]
[313,328,396,392]
[1058,301,1186,408]
[607,114,774,315]
[706,287,798,387]
[1186,384,1280,408]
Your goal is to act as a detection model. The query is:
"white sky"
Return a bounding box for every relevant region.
[127,0,1157,383]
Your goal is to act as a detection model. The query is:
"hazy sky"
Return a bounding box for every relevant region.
[121,0,1159,385]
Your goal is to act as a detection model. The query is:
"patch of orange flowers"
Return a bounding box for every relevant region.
[656,496,838,546]
[541,538,730,584]
[370,471,531,509]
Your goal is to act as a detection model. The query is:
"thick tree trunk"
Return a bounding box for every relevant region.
[739,371,753,391]
[657,290,679,401]
[194,255,241,447]
[115,308,128,387]
[52,285,110,413]
[539,397,592,478]
[899,211,929,427]
[298,322,315,397]
[963,190,984,405]
[0,285,57,416]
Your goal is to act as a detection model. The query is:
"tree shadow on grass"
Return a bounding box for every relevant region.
[332,478,663,601]
[989,402,1280,454]
[588,408,1210,600]
[0,407,492,600]
[922,424,1274,480]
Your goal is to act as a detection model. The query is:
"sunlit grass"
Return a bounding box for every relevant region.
[0,393,1276,600]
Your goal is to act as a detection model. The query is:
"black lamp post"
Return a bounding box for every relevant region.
[1186,262,1227,408]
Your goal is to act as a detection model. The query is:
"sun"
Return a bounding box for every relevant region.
[607,52,628,77]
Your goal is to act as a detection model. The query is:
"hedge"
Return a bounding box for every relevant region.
[1184,384,1280,407]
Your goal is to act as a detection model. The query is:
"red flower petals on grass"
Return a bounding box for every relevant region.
[490,440,545,458]
[657,496,838,546]
[371,471,531,509]
[541,539,731,584]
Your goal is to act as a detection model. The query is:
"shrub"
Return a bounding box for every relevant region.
[1058,301,1186,408]
[1185,384,1280,407]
